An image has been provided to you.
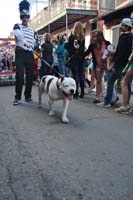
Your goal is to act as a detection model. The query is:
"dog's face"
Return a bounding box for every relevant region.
[58,77,76,100]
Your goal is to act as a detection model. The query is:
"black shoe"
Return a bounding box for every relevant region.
[25,98,33,102]
[79,94,84,98]
[93,99,100,104]
[110,96,119,106]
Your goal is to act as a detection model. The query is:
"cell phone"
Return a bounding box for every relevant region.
[74,39,78,46]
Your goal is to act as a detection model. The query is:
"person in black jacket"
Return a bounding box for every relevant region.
[39,33,54,78]
[65,22,85,98]
[97,18,132,107]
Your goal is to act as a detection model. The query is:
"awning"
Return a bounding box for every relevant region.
[100,3,133,23]
[37,9,98,35]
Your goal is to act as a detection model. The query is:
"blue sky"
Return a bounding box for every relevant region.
[0,0,48,38]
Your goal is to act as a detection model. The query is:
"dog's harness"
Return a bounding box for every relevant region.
[42,76,46,84]
[46,78,54,93]
[56,80,60,91]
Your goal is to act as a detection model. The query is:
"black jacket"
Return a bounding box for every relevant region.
[114,32,132,71]
[41,42,54,64]
[65,34,85,62]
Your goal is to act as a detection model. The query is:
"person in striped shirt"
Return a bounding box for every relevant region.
[13,0,35,105]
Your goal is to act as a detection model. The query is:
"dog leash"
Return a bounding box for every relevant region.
[34,51,64,78]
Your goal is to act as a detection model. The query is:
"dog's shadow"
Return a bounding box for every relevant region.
[18,99,85,128]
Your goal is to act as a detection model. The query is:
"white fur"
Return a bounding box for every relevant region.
[38,75,76,123]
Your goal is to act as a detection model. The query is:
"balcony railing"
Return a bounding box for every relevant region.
[115,0,132,8]
[30,0,97,30]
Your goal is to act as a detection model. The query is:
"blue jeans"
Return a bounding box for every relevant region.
[58,61,68,76]
[104,70,121,104]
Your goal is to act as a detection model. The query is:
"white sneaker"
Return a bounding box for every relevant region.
[97,102,111,108]
[13,99,21,106]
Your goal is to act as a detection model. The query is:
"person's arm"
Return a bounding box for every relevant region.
[13,23,30,47]
[84,44,92,58]
[114,34,131,69]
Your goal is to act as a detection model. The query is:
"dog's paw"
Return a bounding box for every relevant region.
[49,110,55,116]
[62,116,69,123]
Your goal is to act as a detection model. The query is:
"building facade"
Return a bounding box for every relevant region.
[30,0,132,46]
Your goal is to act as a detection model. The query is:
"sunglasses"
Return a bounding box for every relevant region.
[21,15,30,19]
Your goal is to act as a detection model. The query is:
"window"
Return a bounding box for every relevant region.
[99,0,115,10]
[112,25,120,48]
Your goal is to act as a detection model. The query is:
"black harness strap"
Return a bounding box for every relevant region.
[42,76,46,84]
[56,80,60,91]
[47,78,54,93]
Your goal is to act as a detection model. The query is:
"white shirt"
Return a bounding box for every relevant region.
[13,23,35,51]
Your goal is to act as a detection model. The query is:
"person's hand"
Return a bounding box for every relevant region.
[112,67,116,73]
[24,43,30,48]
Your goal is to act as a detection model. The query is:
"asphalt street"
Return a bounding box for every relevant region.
[0,85,133,200]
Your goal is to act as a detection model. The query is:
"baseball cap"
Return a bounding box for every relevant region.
[107,44,116,53]
[121,18,132,27]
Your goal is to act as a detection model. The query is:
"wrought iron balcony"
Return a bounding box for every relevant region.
[30,0,97,31]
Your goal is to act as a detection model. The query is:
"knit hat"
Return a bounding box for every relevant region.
[121,18,132,28]
[19,0,30,19]
[57,33,64,41]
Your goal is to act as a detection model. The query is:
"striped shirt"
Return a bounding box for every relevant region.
[13,23,35,51]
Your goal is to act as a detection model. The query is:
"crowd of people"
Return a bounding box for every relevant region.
[0,50,15,71]
[12,0,133,115]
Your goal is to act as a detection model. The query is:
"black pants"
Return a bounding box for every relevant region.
[71,59,85,96]
[39,61,53,79]
[15,48,34,100]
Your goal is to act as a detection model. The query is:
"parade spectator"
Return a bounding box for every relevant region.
[13,0,35,105]
[97,18,132,107]
[114,13,133,114]
[84,30,110,103]
[55,33,67,76]
[65,21,85,98]
[39,33,54,78]
[52,39,59,77]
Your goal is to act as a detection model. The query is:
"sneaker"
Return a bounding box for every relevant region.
[13,99,21,106]
[25,98,33,102]
[97,102,111,108]
[114,106,130,114]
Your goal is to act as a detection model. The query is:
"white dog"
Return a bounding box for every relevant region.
[38,75,76,123]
